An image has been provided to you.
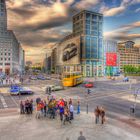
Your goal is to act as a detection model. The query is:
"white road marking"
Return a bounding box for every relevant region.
[0,95,8,108]
[10,96,18,107]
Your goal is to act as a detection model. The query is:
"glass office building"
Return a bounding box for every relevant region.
[54,10,104,77]
[73,10,103,77]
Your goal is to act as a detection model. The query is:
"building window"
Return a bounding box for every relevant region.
[86,13,90,20]
[1,58,3,60]
[5,63,10,66]
[8,58,10,61]
[5,58,6,61]
[92,15,97,20]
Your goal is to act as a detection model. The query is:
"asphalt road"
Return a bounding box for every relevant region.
[0,78,140,120]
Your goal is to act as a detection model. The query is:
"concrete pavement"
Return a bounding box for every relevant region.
[0,111,139,140]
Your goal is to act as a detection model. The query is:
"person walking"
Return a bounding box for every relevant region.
[36,102,41,119]
[63,107,71,125]
[43,100,47,117]
[59,105,64,122]
[77,131,86,140]
[100,107,105,124]
[69,103,74,120]
[20,100,25,114]
[77,101,80,114]
[94,106,100,124]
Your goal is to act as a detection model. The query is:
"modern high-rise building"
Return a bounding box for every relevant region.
[0,0,24,74]
[117,41,140,71]
[55,10,103,77]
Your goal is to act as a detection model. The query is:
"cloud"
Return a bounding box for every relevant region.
[101,0,140,17]
[75,0,100,9]
[135,8,140,12]
[103,6,125,16]
[104,21,140,42]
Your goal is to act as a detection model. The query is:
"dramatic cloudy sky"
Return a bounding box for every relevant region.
[6,0,140,63]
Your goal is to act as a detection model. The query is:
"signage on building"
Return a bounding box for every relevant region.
[106,53,117,66]
[57,36,80,65]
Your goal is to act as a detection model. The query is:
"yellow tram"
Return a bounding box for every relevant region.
[62,72,83,87]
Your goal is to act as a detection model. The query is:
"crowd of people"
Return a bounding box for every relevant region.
[0,75,20,85]
[20,96,106,126]
[20,96,77,125]
[20,99,33,114]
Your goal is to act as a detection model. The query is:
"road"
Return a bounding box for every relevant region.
[0,78,140,119]
[0,78,140,140]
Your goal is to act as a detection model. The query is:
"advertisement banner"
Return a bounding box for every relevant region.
[57,36,81,65]
[106,53,117,66]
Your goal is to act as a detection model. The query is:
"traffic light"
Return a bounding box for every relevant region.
[87,89,91,94]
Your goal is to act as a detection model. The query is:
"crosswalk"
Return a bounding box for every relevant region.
[0,95,8,108]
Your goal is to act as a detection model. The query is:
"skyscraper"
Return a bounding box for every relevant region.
[55,10,104,77]
[0,0,25,74]
[73,10,103,76]
[0,0,7,30]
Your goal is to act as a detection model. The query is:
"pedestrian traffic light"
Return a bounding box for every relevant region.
[87,89,91,94]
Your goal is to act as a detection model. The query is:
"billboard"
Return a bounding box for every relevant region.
[106,53,117,66]
[57,36,81,65]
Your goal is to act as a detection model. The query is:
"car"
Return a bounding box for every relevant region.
[46,76,51,80]
[84,81,94,88]
[10,85,21,95]
[63,43,77,61]
[30,76,37,80]
[10,85,33,95]
[37,75,46,80]
[19,87,34,95]
[123,77,129,82]
[46,85,63,92]
[0,73,6,79]
[114,73,120,76]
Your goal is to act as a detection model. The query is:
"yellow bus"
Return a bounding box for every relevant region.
[62,72,83,87]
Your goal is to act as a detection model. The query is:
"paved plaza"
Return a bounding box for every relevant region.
[0,77,140,140]
[0,111,140,140]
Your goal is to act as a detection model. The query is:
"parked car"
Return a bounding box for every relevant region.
[37,75,46,80]
[46,76,51,80]
[19,87,34,95]
[0,73,6,79]
[84,81,94,88]
[10,85,33,95]
[46,85,63,91]
[114,73,120,76]
[30,76,37,80]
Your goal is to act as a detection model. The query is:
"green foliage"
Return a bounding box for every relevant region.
[123,65,140,76]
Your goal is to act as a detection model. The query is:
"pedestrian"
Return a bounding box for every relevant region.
[77,131,86,140]
[77,100,80,114]
[94,106,100,124]
[69,98,72,105]
[59,105,64,122]
[29,99,33,114]
[100,107,105,124]
[63,107,71,125]
[36,102,41,119]
[25,100,29,114]
[43,100,47,117]
[20,100,25,114]
[69,103,74,120]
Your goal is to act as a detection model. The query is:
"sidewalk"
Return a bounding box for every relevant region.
[0,111,139,140]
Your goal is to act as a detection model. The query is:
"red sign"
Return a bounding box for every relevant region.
[106,53,117,66]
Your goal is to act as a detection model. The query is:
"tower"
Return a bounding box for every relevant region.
[0,0,7,30]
